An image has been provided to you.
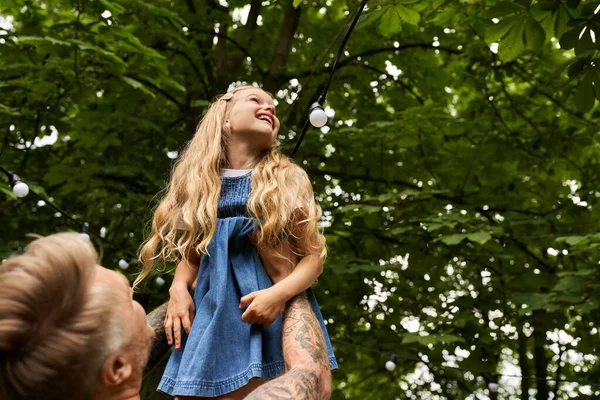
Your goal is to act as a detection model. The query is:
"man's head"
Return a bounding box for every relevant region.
[0,232,153,400]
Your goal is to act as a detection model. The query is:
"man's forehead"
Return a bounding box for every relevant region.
[94,264,130,290]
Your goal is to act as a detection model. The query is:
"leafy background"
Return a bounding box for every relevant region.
[2,0,600,398]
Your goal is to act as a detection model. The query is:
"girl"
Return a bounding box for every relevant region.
[136,85,337,398]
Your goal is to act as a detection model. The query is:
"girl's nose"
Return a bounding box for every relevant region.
[263,104,276,114]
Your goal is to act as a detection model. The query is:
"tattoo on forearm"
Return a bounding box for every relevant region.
[245,369,320,400]
[246,293,331,400]
[282,294,329,368]
[294,317,328,365]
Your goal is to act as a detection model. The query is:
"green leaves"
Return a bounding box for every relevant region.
[438,231,492,246]
[485,6,551,61]
[377,2,421,38]
[485,15,524,44]
[440,233,467,245]
[0,104,21,116]
[402,333,463,346]
[395,4,420,25]
[512,292,558,314]
[466,231,493,244]
[328,259,386,274]
[556,232,600,250]
[574,69,595,113]
[559,27,581,50]
[524,14,545,50]
[5,1,600,398]
[486,2,526,19]
[121,76,156,98]
[17,35,71,47]
[379,6,403,37]
[497,16,527,61]
[190,99,211,108]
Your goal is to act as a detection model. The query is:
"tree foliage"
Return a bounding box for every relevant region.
[2,0,600,398]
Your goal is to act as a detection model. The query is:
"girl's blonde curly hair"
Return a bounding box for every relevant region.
[135,86,326,286]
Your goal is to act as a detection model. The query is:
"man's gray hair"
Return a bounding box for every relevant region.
[0,232,125,400]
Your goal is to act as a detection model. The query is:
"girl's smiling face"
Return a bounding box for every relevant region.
[226,88,280,150]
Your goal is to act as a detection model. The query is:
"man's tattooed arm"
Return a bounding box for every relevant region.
[245,293,331,400]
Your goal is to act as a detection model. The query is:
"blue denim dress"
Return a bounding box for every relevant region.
[158,171,337,397]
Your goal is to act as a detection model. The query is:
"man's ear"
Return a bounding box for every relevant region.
[99,354,133,386]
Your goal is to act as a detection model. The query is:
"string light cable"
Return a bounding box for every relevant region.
[0,0,369,281]
[289,0,369,157]
[2,161,597,283]
[0,164,141,275]
[278,4,358,125]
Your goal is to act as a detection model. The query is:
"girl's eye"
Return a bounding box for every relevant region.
[250,97,259,103]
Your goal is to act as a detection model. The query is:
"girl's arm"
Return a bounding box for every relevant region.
[240,212,323,325]
[165,251,201,349]
[277,207,325,294]
[170,251,201,291]
[269,253,322,301]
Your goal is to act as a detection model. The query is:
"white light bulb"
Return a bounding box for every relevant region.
[488,382,499,393]
[385,360,396,372]
[118,259,130,269]
[156,276,166,286]
[309,104,328,128]
[80,233,90,241]
[13,182,29,198]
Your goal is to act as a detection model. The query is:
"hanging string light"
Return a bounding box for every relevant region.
[488,373,499,393]
[0,164,29,198]
[1,159,599,387]
[308,102,328,128]
[118,256,131,269]
[290,0,368,157]
[385,354,397,372]
[1,163,135,267]
[80,222,91,241]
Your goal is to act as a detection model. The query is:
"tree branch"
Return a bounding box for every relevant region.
[499,79,545,137]
[483,85,541,160]
[552,345,564,398]
[311,166,565,221]
[245,0,263,33]
[193,28,266,76]
[264,0,302,92]
[516,318,531,399]
[157,45,209,98]
[204,0,229,13]
[532,311,550,400]
[512,63,594,127]
[360,64,424,105]
[509,237,555,273]
[288,44,461,80]
[130,76,185,110]
[95,173,157,195]
[184,0,197,13]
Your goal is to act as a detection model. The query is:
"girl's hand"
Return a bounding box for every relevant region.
[164,284,195,349]
[239,287,286,327]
